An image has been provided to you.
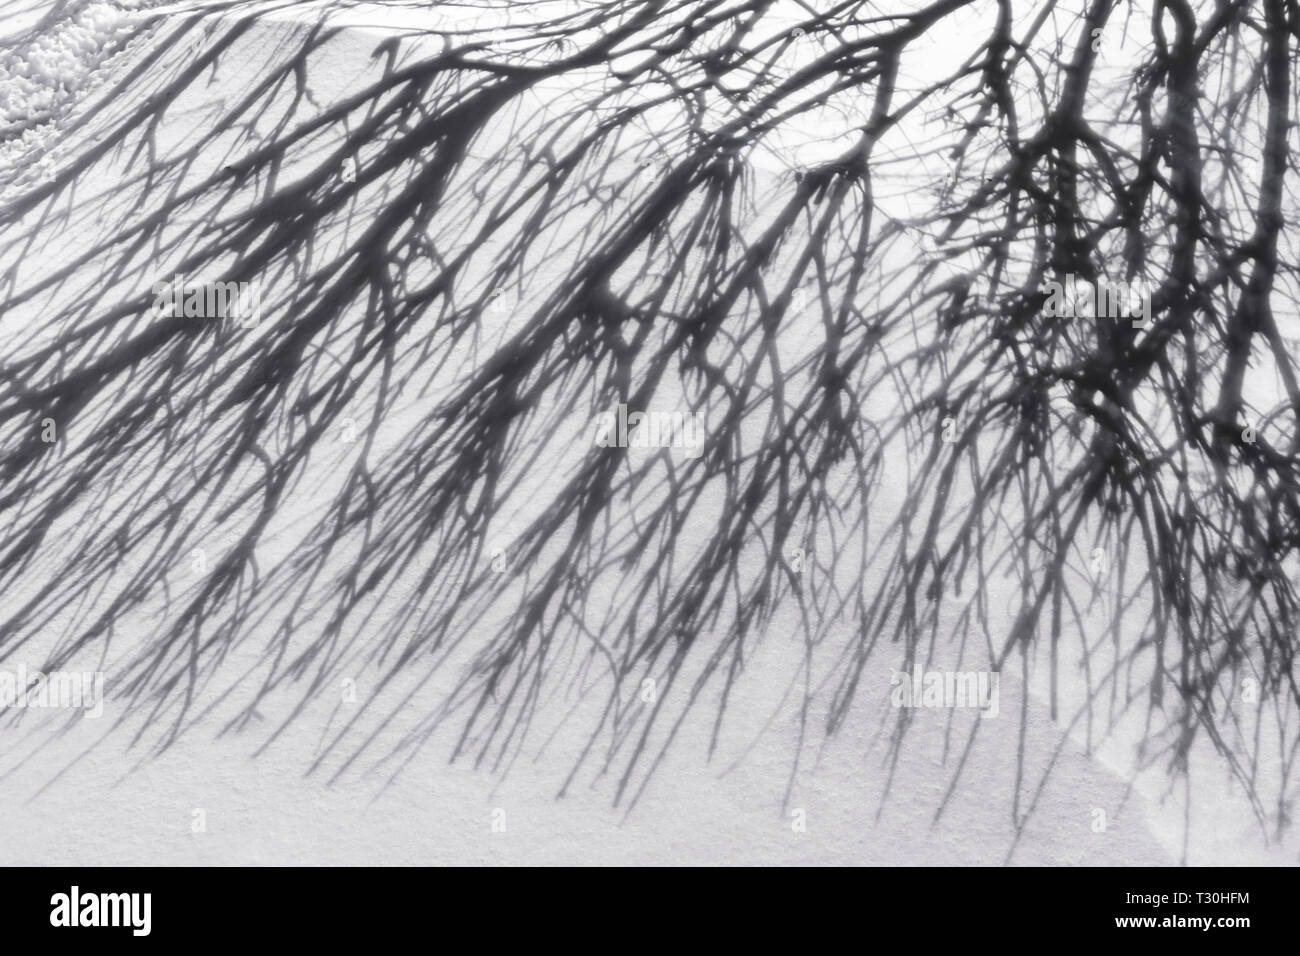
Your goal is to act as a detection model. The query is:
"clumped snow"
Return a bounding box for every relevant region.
[0,1,174,185]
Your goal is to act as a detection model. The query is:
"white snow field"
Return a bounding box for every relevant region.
[0,1,1289,865]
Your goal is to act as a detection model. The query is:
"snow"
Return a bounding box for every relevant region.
[0,0,1288,866]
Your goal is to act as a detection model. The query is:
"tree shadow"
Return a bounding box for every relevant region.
[0,0,1295,853]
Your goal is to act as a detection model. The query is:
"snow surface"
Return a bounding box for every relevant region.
[0,1,1289,866]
